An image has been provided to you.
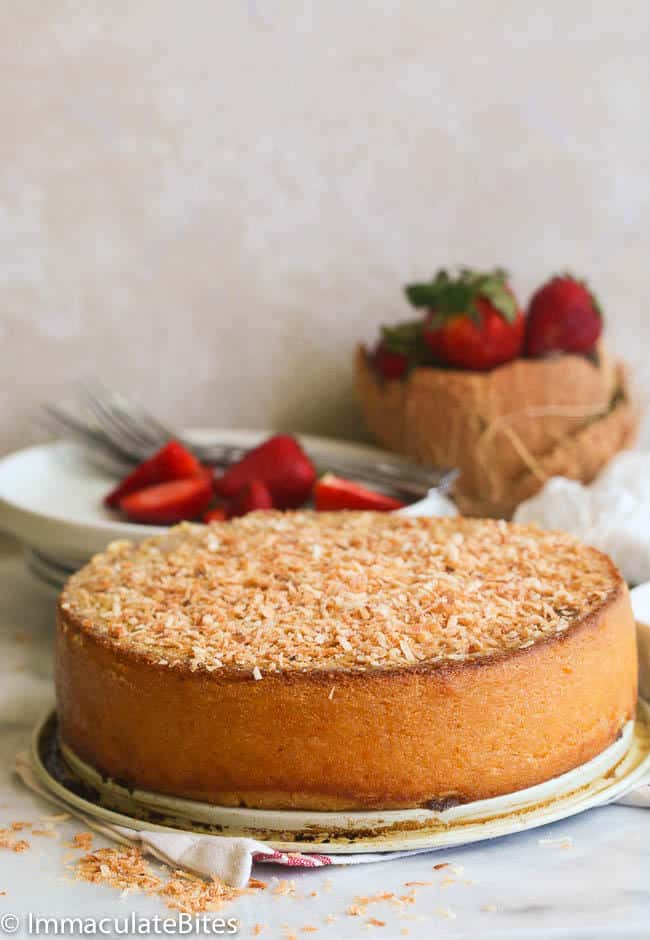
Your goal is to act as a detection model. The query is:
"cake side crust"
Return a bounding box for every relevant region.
[56,580,638,810]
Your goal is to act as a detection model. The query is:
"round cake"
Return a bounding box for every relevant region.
[56,512,638,811]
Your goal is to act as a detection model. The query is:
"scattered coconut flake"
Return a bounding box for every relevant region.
[71,832,94,850]
[0,831,29,853]
[74,847,264,914]
[538,836,573,849]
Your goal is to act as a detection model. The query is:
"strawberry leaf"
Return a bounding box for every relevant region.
[380,320,424,355]
[476,274,517,323]
[404,283,440,308]
[405,267,517,324]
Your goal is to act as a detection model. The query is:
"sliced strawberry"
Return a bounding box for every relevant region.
[105,440,203,508]
[226,479,273,518]
[314,474,405,512]
[118,475,213,525]
[203,506,228,523]
[214,435,316,509]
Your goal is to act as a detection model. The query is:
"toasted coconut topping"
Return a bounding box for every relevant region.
[60,511,619,674]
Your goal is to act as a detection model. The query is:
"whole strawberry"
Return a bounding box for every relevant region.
[405,268,524,371]
[525,275,602,357]
[373,341,409,380]
[372,321,425,380]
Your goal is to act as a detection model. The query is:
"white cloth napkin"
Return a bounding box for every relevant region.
[398,487,458,518]
[514,451,650,585]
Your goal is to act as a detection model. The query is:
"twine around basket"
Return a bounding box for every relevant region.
[475,402,612,491]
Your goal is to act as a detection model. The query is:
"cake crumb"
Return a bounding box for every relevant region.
[273,880,297,897]
[0,831,29,853]
[71,832,94,850]
[74,847,265,914]
[538,836,573,849]
[433,862,449,870]
[367,918,386,927]
[75,848,162,893]
[435,907,457,919]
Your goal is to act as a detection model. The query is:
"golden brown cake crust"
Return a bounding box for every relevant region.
[56,514,638,811]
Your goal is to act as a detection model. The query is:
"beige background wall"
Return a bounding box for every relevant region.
[1,0,649,454]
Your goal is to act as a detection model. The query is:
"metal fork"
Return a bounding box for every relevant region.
[42,380,456,499]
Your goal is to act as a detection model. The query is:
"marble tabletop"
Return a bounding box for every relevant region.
[0,539,648,939]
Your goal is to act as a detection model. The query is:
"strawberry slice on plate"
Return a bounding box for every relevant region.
[227,479,273,518]
[118,475,213,524]
[314,474,405,512]
[105,440,202,508]
[214,434,316,509]
[203,506,228,523]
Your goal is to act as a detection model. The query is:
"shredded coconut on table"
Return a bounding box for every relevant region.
[60,511,618,673]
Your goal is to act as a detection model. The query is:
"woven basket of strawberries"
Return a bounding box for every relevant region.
[356,268,638,518]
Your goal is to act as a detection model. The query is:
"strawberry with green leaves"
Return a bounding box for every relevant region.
[405,268,524,371]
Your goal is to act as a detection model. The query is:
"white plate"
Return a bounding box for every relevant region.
[0,431,405,568]
[23,548,76,591]
[31,704,650,853]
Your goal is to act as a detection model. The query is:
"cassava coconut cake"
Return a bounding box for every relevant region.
[57,511,637,810]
